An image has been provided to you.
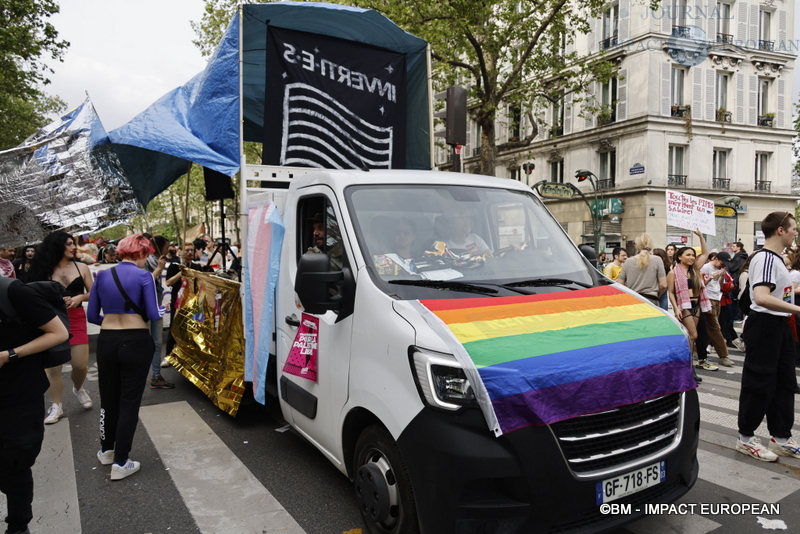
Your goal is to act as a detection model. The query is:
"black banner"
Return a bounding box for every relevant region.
[264,26,407,169]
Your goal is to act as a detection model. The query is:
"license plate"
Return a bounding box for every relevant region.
[595,461,665,504]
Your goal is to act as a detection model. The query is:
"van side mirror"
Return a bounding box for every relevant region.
[578,244,597,268]
[295,253,344,314]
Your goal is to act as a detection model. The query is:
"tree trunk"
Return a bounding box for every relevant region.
[477,115,496,176]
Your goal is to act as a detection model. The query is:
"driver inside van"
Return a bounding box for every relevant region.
[436,215,492,256]
[307,212,344,271]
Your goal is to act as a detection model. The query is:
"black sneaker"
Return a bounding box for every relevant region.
[150,375,175,389]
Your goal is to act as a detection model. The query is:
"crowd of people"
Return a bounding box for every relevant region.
[597,213,800,463]
[0,229,241,534]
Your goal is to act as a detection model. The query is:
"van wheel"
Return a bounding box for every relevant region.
[353,425,419,534]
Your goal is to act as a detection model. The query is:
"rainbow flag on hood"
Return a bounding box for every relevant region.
[416,286,695,436]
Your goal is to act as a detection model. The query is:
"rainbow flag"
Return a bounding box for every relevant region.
[418,286,695,435]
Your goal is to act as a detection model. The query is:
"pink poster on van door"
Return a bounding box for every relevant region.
[282,313,319,382]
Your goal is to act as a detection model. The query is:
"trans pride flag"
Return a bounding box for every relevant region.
[417,286,695,436]
[244,202,284,404]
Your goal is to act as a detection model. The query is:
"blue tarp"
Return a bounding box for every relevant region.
[110,2,430,207]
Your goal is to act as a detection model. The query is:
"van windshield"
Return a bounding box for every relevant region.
[346,185,596,297]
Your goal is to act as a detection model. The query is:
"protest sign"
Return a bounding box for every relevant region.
[665,190,716,235]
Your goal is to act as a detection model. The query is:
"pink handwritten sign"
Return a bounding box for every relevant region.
[282,313,319,382]
[665,190,716,235]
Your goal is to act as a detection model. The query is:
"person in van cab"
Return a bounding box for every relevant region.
[434,214,492,256]
[307,212,343,270]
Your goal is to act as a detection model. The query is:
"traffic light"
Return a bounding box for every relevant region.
[434,86,467,146]
[575,170,592,182]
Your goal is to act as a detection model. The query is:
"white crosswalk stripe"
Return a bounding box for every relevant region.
[139,401,305,534]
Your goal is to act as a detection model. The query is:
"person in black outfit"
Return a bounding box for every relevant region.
[0,279,69,534]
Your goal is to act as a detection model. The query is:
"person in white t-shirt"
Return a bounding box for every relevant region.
[735,211,800,462]
[699,253,734,367]
[437,215,492,256]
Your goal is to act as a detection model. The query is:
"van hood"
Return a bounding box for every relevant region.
[391,287,696,437]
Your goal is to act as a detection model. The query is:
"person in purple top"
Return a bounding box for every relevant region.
[87,234,164,481]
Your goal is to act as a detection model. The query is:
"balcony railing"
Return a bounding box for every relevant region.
[712,178,730,190]
[671,26,690,38]
[716,33,733,44]
[716,110,732,123]
[671,105,690,118]
[668,174,687,187]
[600,34,618,50]
[758,115,774,127]
[472,147,481,157]
[597,179,615,190]
[755,180,771,192]
[758,40,775,51]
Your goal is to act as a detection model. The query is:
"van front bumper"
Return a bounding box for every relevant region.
[397,389,700,534]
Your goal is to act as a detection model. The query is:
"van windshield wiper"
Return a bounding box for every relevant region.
[502,278,593,289]
[388,279,499,295]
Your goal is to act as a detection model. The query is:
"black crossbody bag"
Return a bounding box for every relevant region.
[110,267,149,322]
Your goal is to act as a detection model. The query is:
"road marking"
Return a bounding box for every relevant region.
[139,401,306,534]
[625,512,721,534]
[700,407,770,440]
[696,448,798,502]
[0,420,82,534]
[699,392,800,425]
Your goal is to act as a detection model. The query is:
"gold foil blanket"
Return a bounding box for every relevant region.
[167,268,245,416]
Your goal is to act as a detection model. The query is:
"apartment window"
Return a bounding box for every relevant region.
[601,4,619,49]
[508,105,522,140]
[600,77,618,124]
[671,67,685,106]
[716,2,732,41]
[671,0,687,28]
[758,79,770,115]
[598,151,616,188]
[551,97,565,137]
[712,149,729,189]
[510,168,521,181]
[754,152,770,190]
[759,10,773,50]
[668,145,686,187]
[473,123,482,157]
[715,73,728,109]
[550,160,565,183]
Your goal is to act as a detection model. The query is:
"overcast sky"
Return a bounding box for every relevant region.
[45,0,208,132]
[44,1,800,133]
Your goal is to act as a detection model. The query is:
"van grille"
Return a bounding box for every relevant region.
[550,393,681,474]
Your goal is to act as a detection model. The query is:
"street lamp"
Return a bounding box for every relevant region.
[575,169,602,255]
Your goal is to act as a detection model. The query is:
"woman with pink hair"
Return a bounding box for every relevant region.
[87,235,164,481]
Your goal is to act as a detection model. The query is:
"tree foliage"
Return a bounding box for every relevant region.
[0,0,69,149]
[348,0,619,174]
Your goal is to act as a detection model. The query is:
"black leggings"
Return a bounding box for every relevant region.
[97,329,154,464]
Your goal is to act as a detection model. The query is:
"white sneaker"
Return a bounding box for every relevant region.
[44,403,63,424]
[160,358,172,368]
[73,387,92,409]
[110,459,141,480]
[769,438,800,459]
[97,449,114,465]
[732,338,746,352]
[736,436,778,462]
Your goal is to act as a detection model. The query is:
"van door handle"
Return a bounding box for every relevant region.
[285,315,300,327]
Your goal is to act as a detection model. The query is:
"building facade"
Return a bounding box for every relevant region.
[437,0,797,253]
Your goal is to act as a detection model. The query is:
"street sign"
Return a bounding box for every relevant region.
[538,183,575,199]
[714,206,736,218]
[630,163,645,175]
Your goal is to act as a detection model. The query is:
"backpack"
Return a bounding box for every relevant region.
[738,278,751,317]
[0,277,72,368]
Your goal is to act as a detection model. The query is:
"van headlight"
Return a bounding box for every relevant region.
[410,348,477,411]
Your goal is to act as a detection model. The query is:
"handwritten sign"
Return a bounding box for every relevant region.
[665,190,716,235]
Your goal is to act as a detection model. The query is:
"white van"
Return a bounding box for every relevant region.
[248,167,700,534]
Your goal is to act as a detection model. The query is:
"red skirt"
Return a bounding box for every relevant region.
[68,306,89,346]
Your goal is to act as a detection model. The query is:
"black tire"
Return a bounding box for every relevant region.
[353,425,419,534]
